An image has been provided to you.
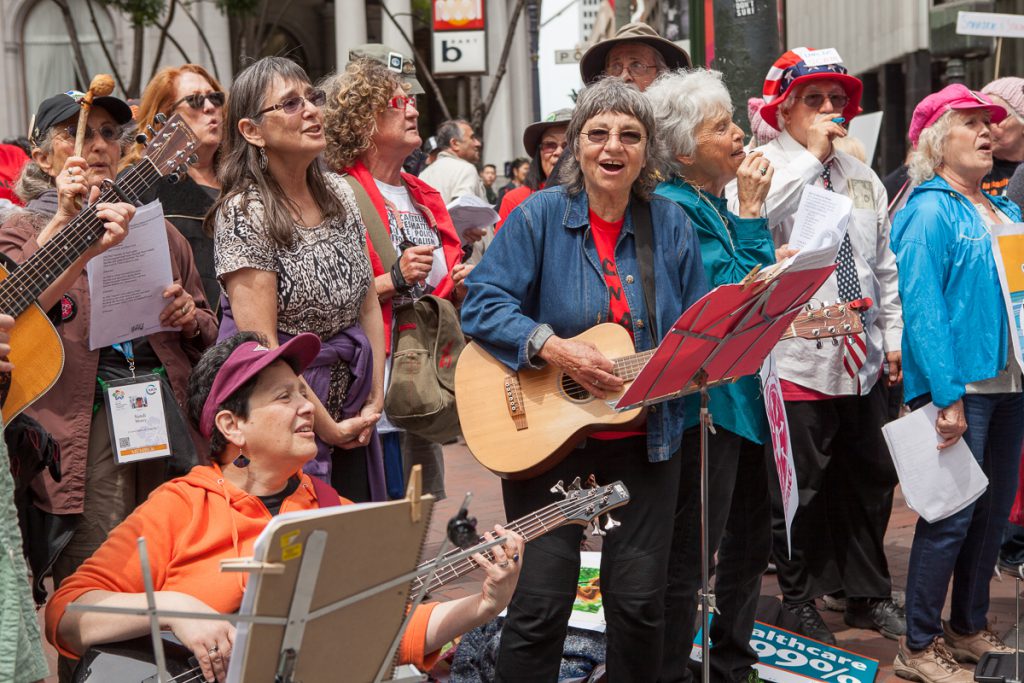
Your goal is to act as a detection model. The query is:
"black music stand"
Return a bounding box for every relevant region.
[617,262,836,683]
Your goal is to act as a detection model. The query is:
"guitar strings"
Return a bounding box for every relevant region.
[0,158,162,311]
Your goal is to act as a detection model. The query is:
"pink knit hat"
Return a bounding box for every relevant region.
[982,77,1024,120]
[747,98,780,145]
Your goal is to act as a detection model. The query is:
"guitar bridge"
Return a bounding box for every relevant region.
[504,374,528,431]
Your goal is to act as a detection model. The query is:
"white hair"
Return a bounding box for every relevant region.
[645,69,733,177]
[907,109,965,185]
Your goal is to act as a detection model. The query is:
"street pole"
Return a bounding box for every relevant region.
[615,0,631,29]
[527,0,542,122]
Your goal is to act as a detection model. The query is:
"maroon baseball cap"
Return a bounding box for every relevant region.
[909,84,1007,147]
[199,333,321,439]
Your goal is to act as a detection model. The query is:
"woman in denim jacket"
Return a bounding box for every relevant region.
[461,77,707,681]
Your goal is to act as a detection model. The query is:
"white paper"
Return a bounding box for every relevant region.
[848,111,883,167]
[788,185,852,254]
[106,378,171,464]
[87,200,175,350]
[760,355,798,557]
[882,403,988,523]
[445,194,499,241]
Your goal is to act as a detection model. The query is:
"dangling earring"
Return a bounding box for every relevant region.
[258,147,268,172]
[232,453,250,468]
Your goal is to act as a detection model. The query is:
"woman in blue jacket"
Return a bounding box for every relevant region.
[892,84,1023,683]
[461,77,707,681]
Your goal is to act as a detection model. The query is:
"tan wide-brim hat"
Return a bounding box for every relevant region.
[522,108,574,157]
[579,22,691,85]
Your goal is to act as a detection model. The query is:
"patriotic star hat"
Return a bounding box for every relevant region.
[760,47,863,131]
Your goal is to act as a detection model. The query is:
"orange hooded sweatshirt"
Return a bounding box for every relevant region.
[45,464,439,669]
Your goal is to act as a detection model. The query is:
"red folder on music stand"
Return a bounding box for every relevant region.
[616,262,837,409]
[614,259,836,683]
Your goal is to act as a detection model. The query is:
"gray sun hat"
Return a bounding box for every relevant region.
[348,43,426,96]
[522,108,574,157]
[579,22,691,85]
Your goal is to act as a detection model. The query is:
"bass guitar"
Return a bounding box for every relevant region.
[72,479,630,682]
[0,114,198,423]
[456,299,871,479]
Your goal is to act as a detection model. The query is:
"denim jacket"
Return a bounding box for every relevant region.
[891,174,1022,407]
[460,185,708,462]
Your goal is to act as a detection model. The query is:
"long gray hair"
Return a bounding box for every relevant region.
[559,77,660,199]
[205,56,344,246]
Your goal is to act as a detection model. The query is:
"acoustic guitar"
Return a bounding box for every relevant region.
[72,480,630,682]
[0,114,198,423]
[456,299,871,480]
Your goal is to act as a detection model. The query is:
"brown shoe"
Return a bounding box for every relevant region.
[942,621,1015,663]
[893,637,973,683]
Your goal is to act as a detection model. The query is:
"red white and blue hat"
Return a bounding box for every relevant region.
[760,47,863,131]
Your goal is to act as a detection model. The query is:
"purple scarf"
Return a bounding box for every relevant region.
[218,296,386,500]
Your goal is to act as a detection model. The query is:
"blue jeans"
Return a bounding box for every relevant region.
[905,392,1024,650]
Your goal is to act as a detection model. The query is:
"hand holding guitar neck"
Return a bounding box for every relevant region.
[73,74,115,157]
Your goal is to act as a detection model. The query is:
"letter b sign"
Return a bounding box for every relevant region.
[432,30,487,74]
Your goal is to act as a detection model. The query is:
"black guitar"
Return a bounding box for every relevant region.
[72,480,630,682]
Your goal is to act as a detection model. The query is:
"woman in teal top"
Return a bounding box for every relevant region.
[648,69,776,683]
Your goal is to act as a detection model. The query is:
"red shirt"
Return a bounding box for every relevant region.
[589,210,645,439]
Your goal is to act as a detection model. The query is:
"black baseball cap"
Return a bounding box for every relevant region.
[29,90,133,147]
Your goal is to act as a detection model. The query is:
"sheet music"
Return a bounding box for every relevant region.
[788,185,851,254]
[881,403,988,523]
[446,194,499,241]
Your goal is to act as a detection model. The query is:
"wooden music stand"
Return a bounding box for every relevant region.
[616,261,837,683]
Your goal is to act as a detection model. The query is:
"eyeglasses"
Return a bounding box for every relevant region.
[798,93,850,109]
[256,89,326,116]
[580,129,645,145]
[58,123,123,143]
[540,140,567,154]
[173,91,226,110]
[388,95,418,111]
[606,61,658,78]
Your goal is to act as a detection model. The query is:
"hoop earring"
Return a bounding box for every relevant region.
[232,453,250,468]
[258,147,268,172]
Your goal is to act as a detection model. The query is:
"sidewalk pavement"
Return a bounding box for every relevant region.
[36,439,1024,681]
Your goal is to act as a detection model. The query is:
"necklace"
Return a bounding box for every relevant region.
[684,180,735,250]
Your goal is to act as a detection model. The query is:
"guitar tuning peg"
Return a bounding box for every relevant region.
[167,172,181,184]
[569,477,582,491]
[603,514,621,532]
[188,153,199,165]
[550,480,567,496]
[134,133,147,145]
[816,340,823,350]
[154,113,167,124]
[591,521,607,536]
[831,337,839,346]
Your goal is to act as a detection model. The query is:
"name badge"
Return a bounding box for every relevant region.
[103,374,172,464]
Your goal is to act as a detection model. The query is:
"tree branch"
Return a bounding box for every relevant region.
[50,0,90,88]
[84,0,128,93]
[149,0,178,82]
[380,2,452,121]
[472,0,528,131]
[179,0,221,81]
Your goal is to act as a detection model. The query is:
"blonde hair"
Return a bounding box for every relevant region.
[321,59,409,171]
[907,110,964,185]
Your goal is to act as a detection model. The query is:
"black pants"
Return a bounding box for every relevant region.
[660,427,772,683]
[495,436,682,682]
[771,383,898,604]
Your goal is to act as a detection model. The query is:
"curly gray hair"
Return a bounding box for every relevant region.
[907,109,966,185]
[645,69,733,178]
[559,77,660,199]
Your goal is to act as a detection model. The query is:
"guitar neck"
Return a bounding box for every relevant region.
[0,161,158,317]
[412,504,572,594]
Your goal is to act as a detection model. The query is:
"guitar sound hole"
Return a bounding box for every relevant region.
[560,374,592,402]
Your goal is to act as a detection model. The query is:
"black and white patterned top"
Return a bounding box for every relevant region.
[214,173,373,415]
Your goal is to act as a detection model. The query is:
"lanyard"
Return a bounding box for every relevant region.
[112,340,136,378]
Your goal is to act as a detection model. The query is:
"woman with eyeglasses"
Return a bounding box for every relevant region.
[1,89,217,681]
[321,58,467,502]
[460,77,708,680]
[209,57,386,504]
[494,108,572,233]
[124,65,227,309]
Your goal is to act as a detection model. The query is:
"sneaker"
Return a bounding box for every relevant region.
[783,601,836,645]
[844,597,907,639]
[942,620,1015,663]
[822,592,847,612]
[893,637,973,683]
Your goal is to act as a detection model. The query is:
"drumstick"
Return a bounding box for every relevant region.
[73,74,115,156]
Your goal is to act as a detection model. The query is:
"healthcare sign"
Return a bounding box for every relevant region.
[990,224,1024,367]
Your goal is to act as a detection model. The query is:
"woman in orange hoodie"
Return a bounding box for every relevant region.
[46,331,523,683]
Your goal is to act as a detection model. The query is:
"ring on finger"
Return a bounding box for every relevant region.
[208,645,219,655]
[759,166,768,176]
[498,560,510,568]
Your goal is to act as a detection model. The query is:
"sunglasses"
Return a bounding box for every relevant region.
[540,140,567,154]
[174,91,226,110]
[580,129,645,146]
[59,123,122,143]
[388,95,418,111]
[257,89,327,117]
[798,93,850,109]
